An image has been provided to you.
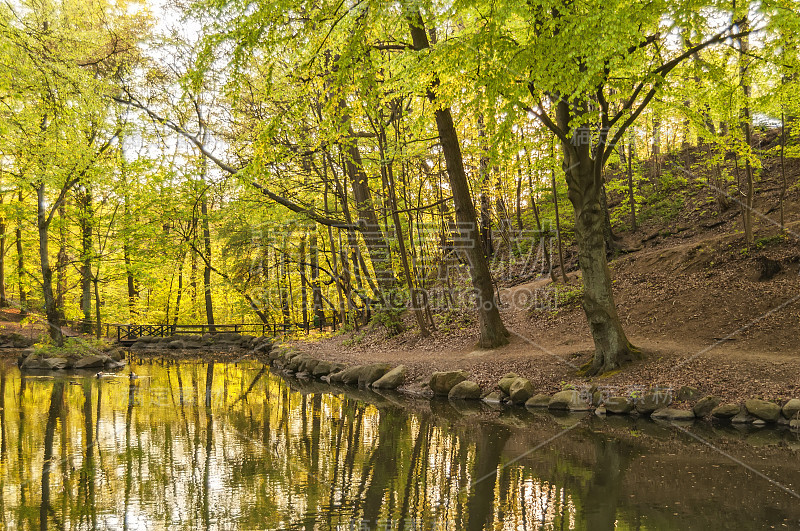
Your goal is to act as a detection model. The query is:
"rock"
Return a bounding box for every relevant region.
[604,397,634,415]
[372,365,407,389]
[167,340,185,350]
[482,391,504,404]
[782,399,800,420]
[676,386,700,401]
[548,390,588,411]
[74,355,109,369]
[731,411,755,424]
[311,360,334,377]
[41,357,69,370]
[337,365,365,385]
[295,371,310,379]
[508,378,534,404]
[497,373,519,395]
[429,371,469,396]
[20,356,43,370]
[634,390,673,415]
[448,381,482,400]
[711,403,740,418]
[523,394,550,408]
[300,358,321,373]
[752,419,767,427]
[651,408,695,421]
[108,349,125,361]
[791,420,800,431]
[595,407,607,416]
[591,391,604,407]
[357,363,392,386]
[692,396,720,418]
[744,399,781,422]
[214,332,242,342]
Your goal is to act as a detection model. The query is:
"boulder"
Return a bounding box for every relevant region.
[711,403,740,418]
[791,420,800,431]
[692,396,721,418]
[744,399,781,423]
[634,391,673,415]
[448,381,482,400]
[357,363,392,386]
[214,332,242,342]
[167,340,185,350]
[429,371,469,396]
[782,399,800,420]
[676,386,700,401]
[41,357,69,370]
[300,358,321,373]
[604,397,634,414]
[525,394,552,408]
[731,411,755,424]
[482,391,504,404]
[372,365,407,390]
[591,391,604,407]
[74,355,109,369]
[651,408,695,421]
[497,373,520,395]
[337,365,364,385]
[108,349,125,362]
[548,390,589,411]
[508,378,534,404]
[20,356,44,370]
[311,360,334,377]
[595,407,607,416]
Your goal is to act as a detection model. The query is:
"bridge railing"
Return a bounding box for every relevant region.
[62,318,342,342]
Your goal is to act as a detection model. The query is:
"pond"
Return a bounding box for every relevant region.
[0,355,798,530]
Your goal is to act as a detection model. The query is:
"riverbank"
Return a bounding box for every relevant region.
[289,227,800,406]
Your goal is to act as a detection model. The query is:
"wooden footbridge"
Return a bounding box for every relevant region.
[64,320,310,346]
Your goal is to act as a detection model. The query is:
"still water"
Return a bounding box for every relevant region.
[0,355,798,530]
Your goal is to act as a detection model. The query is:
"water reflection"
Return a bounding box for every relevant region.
[0,356,798,530]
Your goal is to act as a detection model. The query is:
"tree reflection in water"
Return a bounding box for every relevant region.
[0,356,797,530]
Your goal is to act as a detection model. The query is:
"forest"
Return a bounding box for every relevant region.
[1,0,798,375]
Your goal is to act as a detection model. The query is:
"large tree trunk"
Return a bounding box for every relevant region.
[37,184,63,346]
[15,190,27,314]
[555,101,638,374]
[408,11,509,348]
[79,189,93,333]
[309,232,325,329]
[200,192,215,333]
[0,195,7,308]
[737,10,755,246]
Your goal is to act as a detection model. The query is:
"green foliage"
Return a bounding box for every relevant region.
[33,337,110,358]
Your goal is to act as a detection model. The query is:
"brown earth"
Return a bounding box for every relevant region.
[292,159,800,405]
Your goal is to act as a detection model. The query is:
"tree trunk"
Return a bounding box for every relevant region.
[780,110,786,231]
[200,192,215,332]
[0,195,7,308]
[627,139,637,231]
[309,232,325,329]
[15,189,26,314]
[79,189,93,333]
[56,202,67,321]
[37,184,63,346]
[338,113,397,299]
[551,172,568,284]
[407,11,509,348]
[93,277,102,339]
[737,10,755,246]
[555,101,637,374]
[299,234,309,332]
